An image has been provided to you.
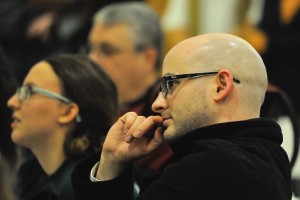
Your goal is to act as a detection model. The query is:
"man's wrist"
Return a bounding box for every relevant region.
[90,162,101,182]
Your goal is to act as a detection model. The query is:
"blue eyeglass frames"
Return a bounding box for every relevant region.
[17,85,82,122]
[159,71,241,98]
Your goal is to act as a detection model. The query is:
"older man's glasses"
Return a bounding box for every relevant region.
[17,85,81,122]
[159,72,241,98]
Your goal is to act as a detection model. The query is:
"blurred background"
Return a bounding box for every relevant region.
[1,0,299,197]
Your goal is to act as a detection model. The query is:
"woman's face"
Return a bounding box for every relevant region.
[7,61,68,149]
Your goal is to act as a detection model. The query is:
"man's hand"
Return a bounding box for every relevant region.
[96,112,164,180]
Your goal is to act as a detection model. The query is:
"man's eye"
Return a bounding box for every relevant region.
[98,44,121,56]
[101,47,118,55]
[167,80,179,90]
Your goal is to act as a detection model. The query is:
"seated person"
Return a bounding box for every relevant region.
[7,54,118,200]
[71,33,292,200]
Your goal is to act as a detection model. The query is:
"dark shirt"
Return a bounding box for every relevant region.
[15,156,82,200]
[71,118,292,200]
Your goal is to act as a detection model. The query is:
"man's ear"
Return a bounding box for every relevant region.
[143,46,158,70]
[214,70,234,102]
[58,103,80,124]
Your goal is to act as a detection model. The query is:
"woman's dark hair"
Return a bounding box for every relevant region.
[0,46,18,166]
[45,54,119,158]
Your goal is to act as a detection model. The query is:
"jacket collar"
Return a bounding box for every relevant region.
[170,118,283,152]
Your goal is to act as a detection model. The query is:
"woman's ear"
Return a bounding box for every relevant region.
[58,103,80,124]
[214,70,234,102]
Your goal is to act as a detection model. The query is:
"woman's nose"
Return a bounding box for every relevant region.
[7,93,19,110]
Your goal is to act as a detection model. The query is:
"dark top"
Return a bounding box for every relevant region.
[15,156,82,200]
[71,118,292,200]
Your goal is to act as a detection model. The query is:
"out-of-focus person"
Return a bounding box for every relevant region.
[88,2,173,182]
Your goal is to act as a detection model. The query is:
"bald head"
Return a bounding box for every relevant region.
[163,33,268,118]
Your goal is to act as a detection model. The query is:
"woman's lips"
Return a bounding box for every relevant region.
[11,116,20,128]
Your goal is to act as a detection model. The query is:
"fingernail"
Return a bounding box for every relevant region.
[125,134,132,143]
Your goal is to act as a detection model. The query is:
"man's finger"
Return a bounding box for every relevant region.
[132,116,163,138]
[120,112,138,133]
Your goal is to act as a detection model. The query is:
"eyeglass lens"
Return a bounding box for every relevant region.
[17,86,28,101]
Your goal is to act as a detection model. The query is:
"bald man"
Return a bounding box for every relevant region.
[72,33,292,200]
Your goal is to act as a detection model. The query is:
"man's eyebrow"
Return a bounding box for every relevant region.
[162,73,176,77]
[99,42,115,47]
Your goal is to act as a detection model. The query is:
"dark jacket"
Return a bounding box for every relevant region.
[71,118,292,200]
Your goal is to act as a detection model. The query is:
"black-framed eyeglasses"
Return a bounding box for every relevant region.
[159,71,241,98]
[17,85,82,122]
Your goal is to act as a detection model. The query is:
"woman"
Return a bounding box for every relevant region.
[7,54,118,200]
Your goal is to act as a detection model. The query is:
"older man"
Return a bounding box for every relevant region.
[88,2,162,116]
[87,2,172,176]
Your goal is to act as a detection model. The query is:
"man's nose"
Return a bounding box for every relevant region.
[151,92,167,114]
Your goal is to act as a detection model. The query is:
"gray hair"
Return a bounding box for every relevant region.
[93,2,163,70]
